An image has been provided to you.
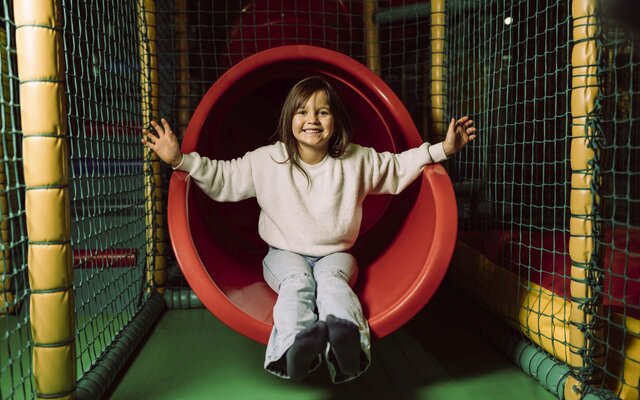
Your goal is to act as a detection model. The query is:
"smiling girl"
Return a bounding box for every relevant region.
[142,76,476,383]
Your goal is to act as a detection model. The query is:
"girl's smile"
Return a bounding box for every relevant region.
[292,91,335,164]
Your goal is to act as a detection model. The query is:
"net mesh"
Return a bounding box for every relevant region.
[593,3,640,395]
[445,0,639,397]
[61,0,151,380]
[445,0,573,360]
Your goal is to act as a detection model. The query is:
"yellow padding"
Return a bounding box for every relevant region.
[17,82,65,135]
[431,82,445,98]
[569,237,594,264]
[570,136,595,170]
[569,266,592,299]
[32,345,75,398]
[450,240,572,362]
[571,171,593,189]
[0,292,15,313]
[570,190,594,215]
[28,244,72,291]
[608,314,640,400]
[148,201,164,222]
[570,218,593,237]
[1,271,11,291]
[0,195,8,231]
[30,290,74,344]
[15,26,62,80]
[519,286,571,361]
[624,316,640,335]
[153,240,165,254]
[431,10,444,24]
[25,188,70,242]
[23,136,67,186]
[617,336,640,400]
[452,239,640,399]
[13,1,59,27]
[570,76,598,116]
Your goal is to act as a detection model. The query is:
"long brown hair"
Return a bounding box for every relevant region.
[275,76,352,180]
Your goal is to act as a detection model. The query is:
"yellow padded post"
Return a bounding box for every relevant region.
[566,0,603,398]
[364,0,381,76]
[175,0,190,139]
[138,0,165,293]
[13,0,75,399]
[430,0,446,143]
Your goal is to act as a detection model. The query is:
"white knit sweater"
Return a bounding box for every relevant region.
[176,141,448,257]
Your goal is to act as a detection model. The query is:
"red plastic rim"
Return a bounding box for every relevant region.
[168,45,457,344]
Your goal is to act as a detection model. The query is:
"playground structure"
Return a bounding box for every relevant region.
[1,0,638,399]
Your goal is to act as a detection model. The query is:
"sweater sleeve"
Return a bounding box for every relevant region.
[175,151,256,202]
[363,141,448,195]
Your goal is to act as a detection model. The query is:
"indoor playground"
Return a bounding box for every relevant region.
[1,0,639,399]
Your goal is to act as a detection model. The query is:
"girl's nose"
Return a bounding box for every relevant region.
[305,112,319,123]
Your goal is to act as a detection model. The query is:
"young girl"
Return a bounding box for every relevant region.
[142,76,476,383]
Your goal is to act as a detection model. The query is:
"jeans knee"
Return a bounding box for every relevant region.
[262,248,313,293]
[278,272,316,293]
[313,253,358,286]
[314,267,357,287]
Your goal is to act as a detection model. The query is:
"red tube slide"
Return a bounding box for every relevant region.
[168,45,457,344]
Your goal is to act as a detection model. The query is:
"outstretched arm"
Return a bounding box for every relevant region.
[141,118,183,168]
[442,116,477,157]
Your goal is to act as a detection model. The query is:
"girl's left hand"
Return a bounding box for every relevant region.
[442,116,477,157]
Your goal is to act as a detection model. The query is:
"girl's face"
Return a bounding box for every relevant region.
[291,90,335,162]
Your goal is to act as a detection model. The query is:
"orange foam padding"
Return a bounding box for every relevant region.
[168,45,457,344]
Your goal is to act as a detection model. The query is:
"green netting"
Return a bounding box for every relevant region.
[593,3,640,396]
[61,0,151,382]
[445,0,639,398]
[0,4,33,399]
[446,0,573,348]
[377,2,431,133]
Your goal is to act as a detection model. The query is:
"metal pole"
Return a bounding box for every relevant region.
[430,0,447,142]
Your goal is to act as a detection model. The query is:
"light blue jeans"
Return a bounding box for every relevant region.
[262,247,371,383]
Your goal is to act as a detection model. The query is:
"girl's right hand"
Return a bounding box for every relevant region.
[142,118,183,168]
[442,116,477,157]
